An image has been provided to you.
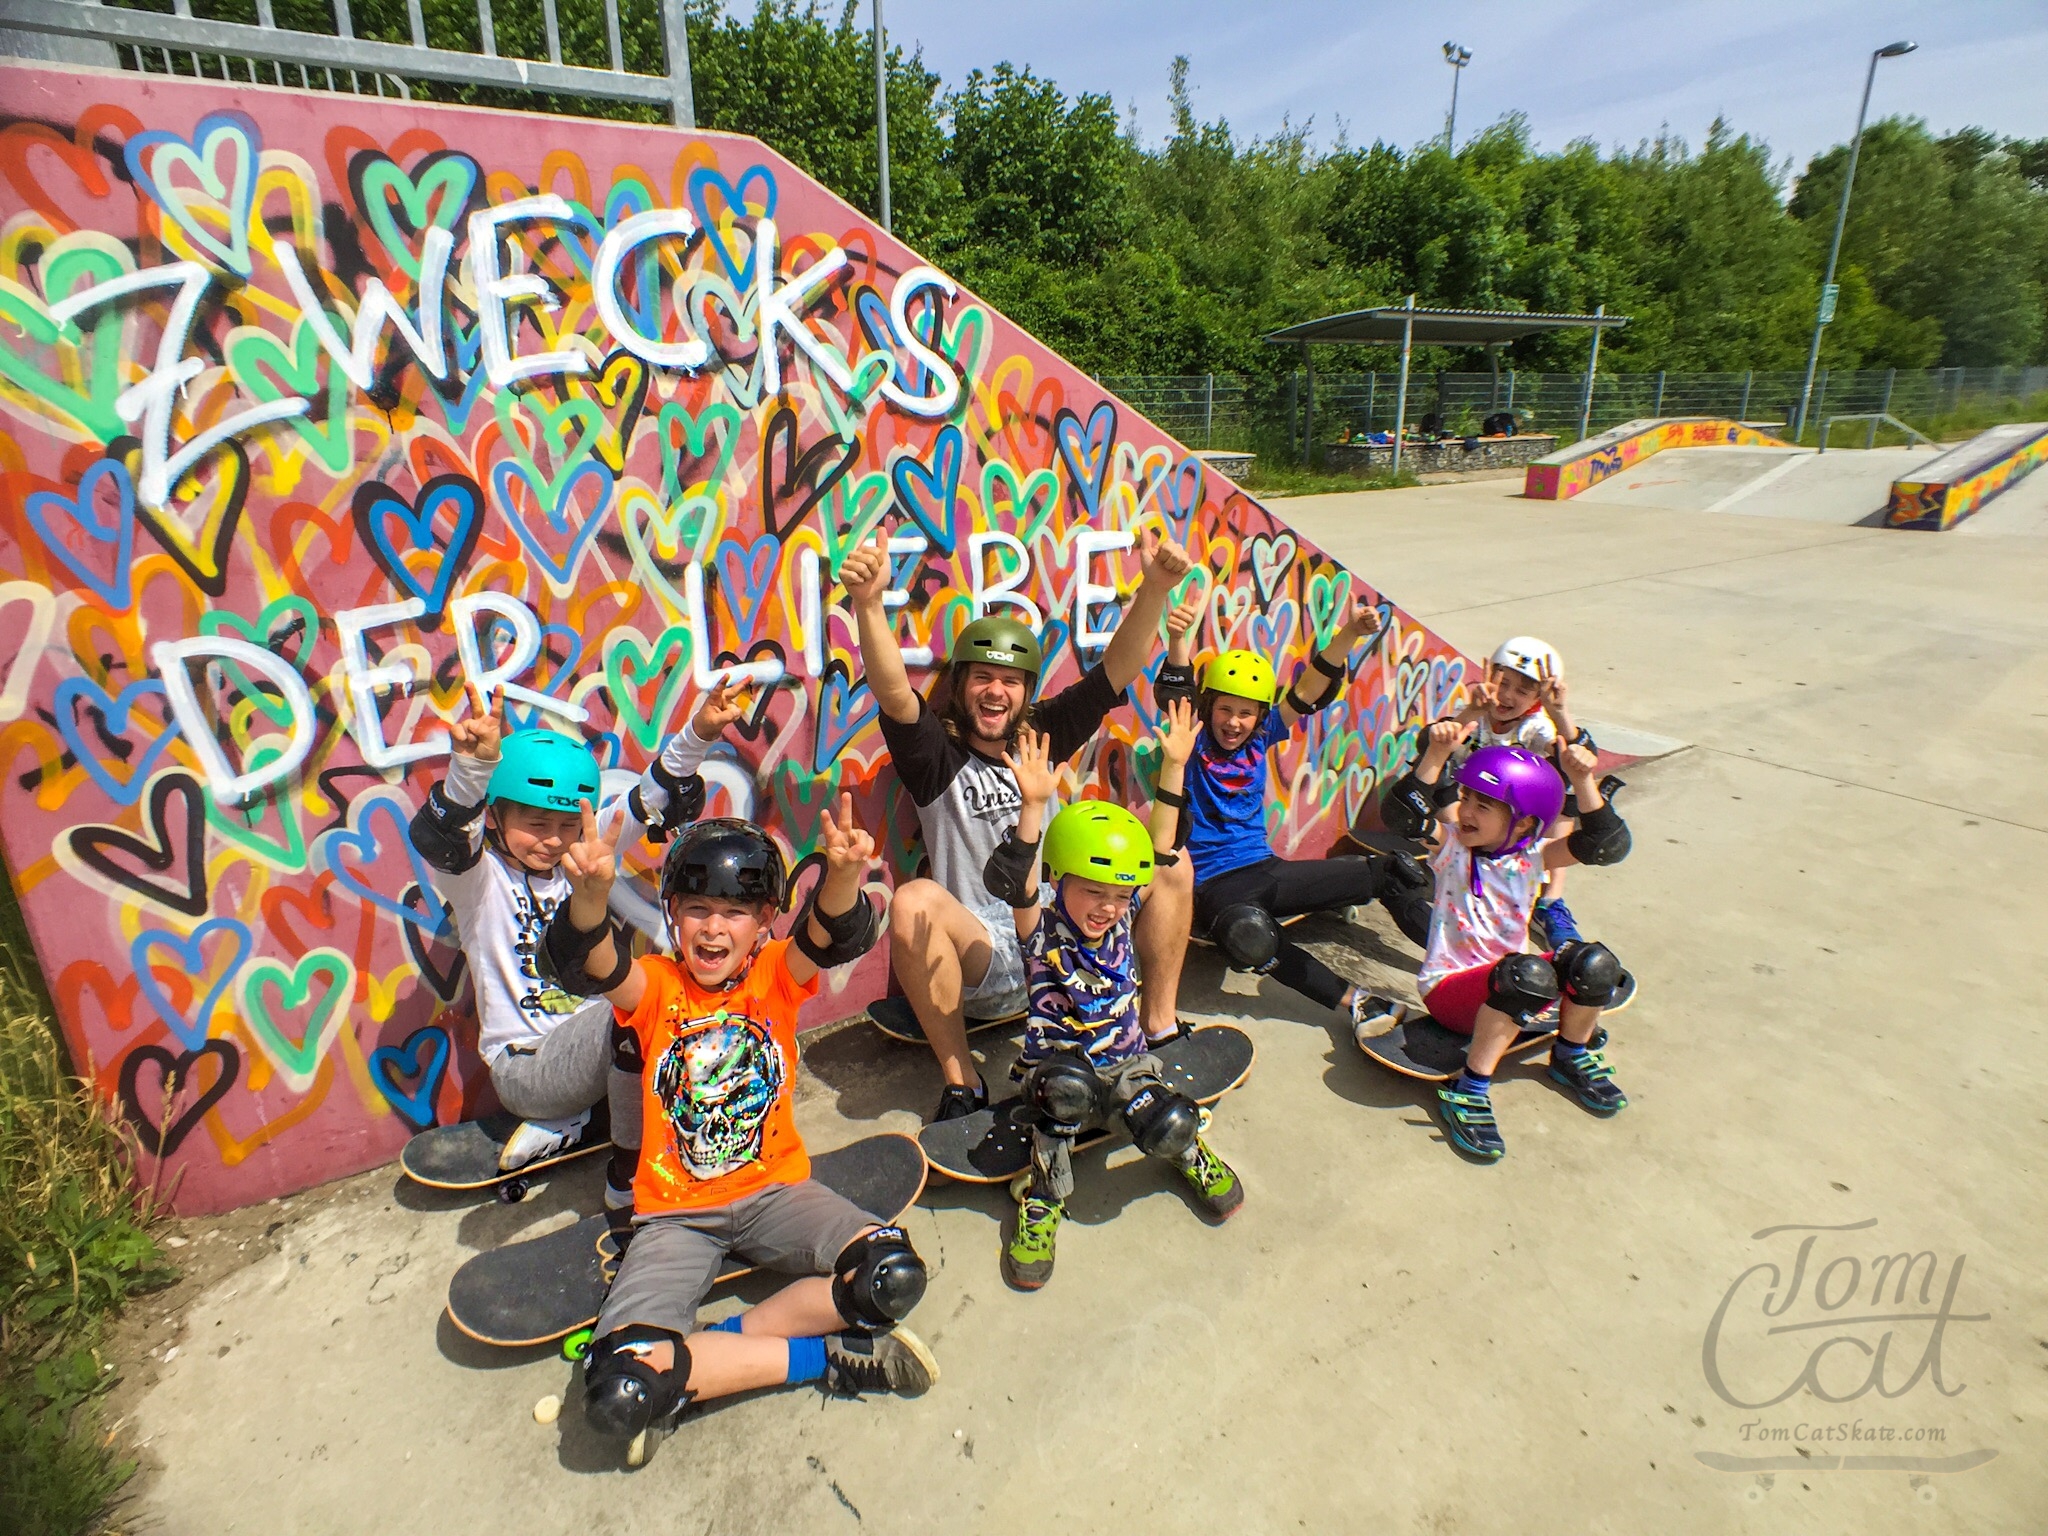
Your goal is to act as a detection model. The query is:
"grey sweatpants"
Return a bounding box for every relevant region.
[1027,1050,1195,1203]
[490,1002,641,1150]
[595,1180,876,1340]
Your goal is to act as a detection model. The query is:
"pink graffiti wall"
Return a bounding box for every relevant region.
[0,63,1468,1212]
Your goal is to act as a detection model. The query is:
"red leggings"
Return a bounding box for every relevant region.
[1422,951,1556,1035]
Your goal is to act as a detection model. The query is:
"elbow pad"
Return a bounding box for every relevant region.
[1380,768,1439,841]
[984,829,1042,910]
[409,784,485,874]
[1564,802,1631,866]
[1284,683,1337,717]
[1153,661,1198,713]
[792,890,881,970]
[538,910,635,997]
[628,758,707,844]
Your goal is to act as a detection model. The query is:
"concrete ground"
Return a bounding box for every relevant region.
[121,469,2048,1534]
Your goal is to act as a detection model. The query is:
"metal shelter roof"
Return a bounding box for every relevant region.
[1264,306,1630,347]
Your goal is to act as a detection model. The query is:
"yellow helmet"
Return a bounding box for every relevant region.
[1201,650,1277,706]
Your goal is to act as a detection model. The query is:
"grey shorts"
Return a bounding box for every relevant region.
[490,1004,641,1149]
[594,1179,876,1339]
[961,907,1028,1019]
[1027,1051,1185,1202]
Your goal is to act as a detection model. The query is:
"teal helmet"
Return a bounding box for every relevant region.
[487,730,601,813]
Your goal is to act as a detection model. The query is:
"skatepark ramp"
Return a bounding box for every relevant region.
[1570,445,1942,525]
[0,63,1469,1210]
[1884,422,2048,530]
[1523,417,1791,500]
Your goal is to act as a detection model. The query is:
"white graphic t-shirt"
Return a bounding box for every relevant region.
[1418,835,1544,995]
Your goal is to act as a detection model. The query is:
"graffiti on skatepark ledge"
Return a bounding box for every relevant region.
[0,68,1467,1210]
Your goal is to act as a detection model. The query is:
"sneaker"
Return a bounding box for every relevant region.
[1349,992,1404,1050]
[1003,1195,1063,1290]
[1548,1043,1629,1116]
[934,1078,989,1123]
[1178,1136,1244,1219]
[497,1110,591,1171]
[823,1327,939,1395]
[1435,1083,1506,1161]
[1533,897,1581,948]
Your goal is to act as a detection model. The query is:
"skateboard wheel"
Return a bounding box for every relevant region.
[562,1326,595,1362]
[498,1177,531,1204]
[533,1393,562,1424]
[626,1429,650,1468]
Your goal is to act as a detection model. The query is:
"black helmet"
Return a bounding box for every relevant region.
[659,818,789,910]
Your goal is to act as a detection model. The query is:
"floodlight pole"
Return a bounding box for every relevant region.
[873,0,892,234]
[1442,41,1470,150]
[1392,294,1416,477]
[1794,40,1916,438]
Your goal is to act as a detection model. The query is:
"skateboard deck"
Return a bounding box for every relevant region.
[1355,1009,1615,1083]
[918,1025,1255,1184]
[868,995,1024,1045]
[444,1133,928,1348]
[400,1111,609,1202]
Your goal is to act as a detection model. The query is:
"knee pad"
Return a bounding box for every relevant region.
[831,1226,926,1332]
[1210,903,1280,974]
[1023,1053,1108,1134]
[582,1326,690,1439]
[1554,940,1623,1008]
[1122,1084,1201,1161]
[1486,952,1560,1024]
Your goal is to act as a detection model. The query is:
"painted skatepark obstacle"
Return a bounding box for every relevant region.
[1884,422,2048,530]
[1524,418,1792,501]
[0,64,1470,1212]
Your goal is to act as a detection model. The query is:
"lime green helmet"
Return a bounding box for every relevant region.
[487,730,602,812]
[1043,801,1155,888]
[1201,649,1277,707]
[951,615,1043,684]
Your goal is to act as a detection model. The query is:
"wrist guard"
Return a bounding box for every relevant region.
[793,889,881,969]
[628,757,707,844]
[984,828,1043,910]
[1311,649,1348,681]
[538,908,634,996]
[1380,767,1439,840]
[1154,785,1188,809]
[409,783,486,875]
[1153,661,1198,712]
[1285,681,1338,716]
[1564,800,1631,866]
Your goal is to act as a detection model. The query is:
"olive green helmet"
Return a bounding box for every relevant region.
[950,615,1043,683]
[1201,649,1277,707]
[1043,801,1155,888]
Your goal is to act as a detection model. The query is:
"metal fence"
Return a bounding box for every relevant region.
[0,0,695,122]
[1103,366,2048,457]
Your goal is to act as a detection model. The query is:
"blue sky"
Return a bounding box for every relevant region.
[879,0,2048,177]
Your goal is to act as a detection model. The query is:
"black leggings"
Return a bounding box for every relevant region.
[1194,855,1384,1011]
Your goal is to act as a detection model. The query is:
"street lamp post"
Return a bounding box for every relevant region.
[1793,39,1916,438]
[1442,42,1471,149]
[873,0,892,234]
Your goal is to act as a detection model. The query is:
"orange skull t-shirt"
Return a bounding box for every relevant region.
[615,939,816,1216]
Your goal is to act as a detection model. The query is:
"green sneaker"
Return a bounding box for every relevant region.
[1179,1135,1244,1219]
[1549,1043,1629,1115]
[1003,1195,1062,1290]
[1435,1082,1506,1161]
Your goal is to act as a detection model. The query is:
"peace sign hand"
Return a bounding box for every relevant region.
[560,799,621,909]
[819,792,875,874]
[451,689,509,760]
[691,679,749,739]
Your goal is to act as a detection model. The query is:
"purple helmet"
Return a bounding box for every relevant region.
[1452,745,1565,855]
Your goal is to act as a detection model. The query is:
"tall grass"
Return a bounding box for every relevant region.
[0,874,173,1536]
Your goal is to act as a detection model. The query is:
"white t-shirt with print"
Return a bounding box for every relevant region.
[437,753,611,1067]
[1472,710,1558,755]
[1417,834,1544,995]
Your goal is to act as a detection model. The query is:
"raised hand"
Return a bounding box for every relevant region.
[1464,663,1498,716]
[1158,695,1201,766]
[691,679,749,739]
[1337,592,1383,641]
[1557,739,1598,784]
[1538,658,1571,721]
[1004,728,1058,808]
[560,799,621,906]
[839,532,891,608]
[818,792,875,874]
[1167,591,1203,642]
[450,689,508,760]
[1423,717,1475,763]
[1138,526,1193,582]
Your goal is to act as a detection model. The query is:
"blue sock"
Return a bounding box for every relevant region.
[785,1335,828,1385]
[1554,1036,1588,1058]
[1454,1068,1491,1097]
[705,1314,744,1334]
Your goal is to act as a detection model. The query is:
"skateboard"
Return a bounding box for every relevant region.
[868,994,1024,1045]
[918,1025,1255,1184]
[1354,1006,1614,1083]
[443,1132,928,1350]
[400,1110,610,1203]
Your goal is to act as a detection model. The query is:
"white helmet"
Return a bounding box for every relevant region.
[1490,636,1560,682]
